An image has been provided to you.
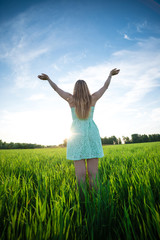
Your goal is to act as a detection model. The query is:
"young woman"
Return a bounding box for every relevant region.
[38,68,120,188]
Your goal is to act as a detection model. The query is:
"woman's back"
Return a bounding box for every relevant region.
[68,95,97,108]
[71,106,94,121]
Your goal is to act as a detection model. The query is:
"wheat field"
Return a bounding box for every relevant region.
[0,142,160,240]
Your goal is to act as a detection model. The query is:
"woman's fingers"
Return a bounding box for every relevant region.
[37,73,49,80]
[115,69,120,74]
[41,73,47,76]
[110,68,120,76]
[38,75,44,79]
[112,68,120,75]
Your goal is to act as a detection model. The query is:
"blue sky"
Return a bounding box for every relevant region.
[0,0,160,145]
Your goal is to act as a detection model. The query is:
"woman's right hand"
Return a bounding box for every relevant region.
[110,68,120,76]
[38,73,50,80]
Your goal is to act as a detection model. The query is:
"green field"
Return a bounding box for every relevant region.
[0,142,160,240]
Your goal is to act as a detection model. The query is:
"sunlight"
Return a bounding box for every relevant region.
[67,129,73,140]
[0,110,72,146]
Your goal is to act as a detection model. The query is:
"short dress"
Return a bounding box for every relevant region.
[67,106,104,160]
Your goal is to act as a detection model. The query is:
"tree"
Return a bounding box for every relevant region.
[63,139,67,147]
[141,134,149,142]
[118,138,122,144]
[122,136,131,144]
[101,136,119,145]
[131,134,138,143]
[110,135,118,144]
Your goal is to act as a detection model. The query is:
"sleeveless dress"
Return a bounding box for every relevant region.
[67,106,104,160]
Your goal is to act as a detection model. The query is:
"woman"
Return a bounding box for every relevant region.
[38,68,120,188]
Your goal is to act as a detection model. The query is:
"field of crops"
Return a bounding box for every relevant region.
[0,142,160,240]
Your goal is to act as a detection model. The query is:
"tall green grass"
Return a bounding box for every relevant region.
[0,142,160,239]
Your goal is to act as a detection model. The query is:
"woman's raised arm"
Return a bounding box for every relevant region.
[92,68,120,102]
[38,73,72,101]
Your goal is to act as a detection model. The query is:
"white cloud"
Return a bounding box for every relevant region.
[151,108,160,122]
[0,4,71,90]
[17,48,48,64]
[124,34,131,40]
[28,94,46,101]
[11,64,38,89]
[56,51,87,66]
[0,25,49,89]
[52,64,61,71]
[58,63,110,89]
[135,20,148,32]
[58,37,160,108]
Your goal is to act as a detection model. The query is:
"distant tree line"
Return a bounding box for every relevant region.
[0,133,160,149]
[0,140,44,149]
[101,136,122,145]
[101,133,160,145]
[122,134,160,144]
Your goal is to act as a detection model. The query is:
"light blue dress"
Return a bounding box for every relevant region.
[67,106,104,160]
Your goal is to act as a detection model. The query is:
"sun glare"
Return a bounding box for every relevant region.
[66,129,73,140]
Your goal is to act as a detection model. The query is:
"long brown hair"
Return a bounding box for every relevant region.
[73,80,92,119]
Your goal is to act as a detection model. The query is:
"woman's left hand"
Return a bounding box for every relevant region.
[110,68,120,76]
[38,73,50,80]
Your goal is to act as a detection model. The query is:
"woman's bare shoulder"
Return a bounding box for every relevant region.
[67,95,96,108]
[67,95,75,108]
[91,94,97,106]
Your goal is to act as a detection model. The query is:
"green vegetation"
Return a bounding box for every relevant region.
[1,133,160,149]
[0,140,45,149]
[101,133,160,145]
[122,133,160,144]
[0,142,160,240]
